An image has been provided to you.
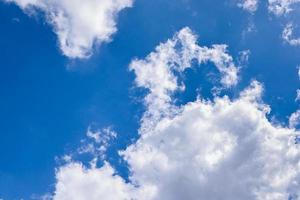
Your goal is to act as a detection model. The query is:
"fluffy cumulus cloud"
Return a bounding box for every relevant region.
[123,83,300,200]
[50,28,300,200]
[4,0,133,58]
[238,0,259,13]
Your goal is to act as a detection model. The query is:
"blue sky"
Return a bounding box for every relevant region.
[1,0,300,199]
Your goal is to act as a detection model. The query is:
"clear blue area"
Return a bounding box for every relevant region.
[0,0,300,199]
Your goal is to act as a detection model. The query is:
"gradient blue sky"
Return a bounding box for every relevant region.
[0,0,300,199]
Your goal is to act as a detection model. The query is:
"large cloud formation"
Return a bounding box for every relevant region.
[4,0,132,58]
[51,28,300,200]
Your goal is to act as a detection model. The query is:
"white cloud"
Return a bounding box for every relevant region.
[295,89,300,101]
[4,0,133,58]
[238,0,259,13]
[290,109,300,128]
[238,0,300,47]
[238,0,300,15]
[63,126,118,164]
[282,23,300,46]
[123,84,300,200]
[267,1,300,47]
[268,0,300,16]
[296,67,300,102]
[53,162,141,200]
[49,28,300,200]
[129,27,239,128]
[52,83,300,200]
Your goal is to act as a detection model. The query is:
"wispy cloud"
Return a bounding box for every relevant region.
[282,23,300,46]
[268,0,300,16]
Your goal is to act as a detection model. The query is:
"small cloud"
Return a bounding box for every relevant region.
[289,109,300,128]
[238,0,258,13]
[238,50,251,67]
[5,0,133,59]
[296,89,300,101]
[282,23,300,46]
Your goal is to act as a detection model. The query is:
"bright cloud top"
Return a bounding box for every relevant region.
[238,0,258,13]
[5,0,133,58]
[51,28,300,200]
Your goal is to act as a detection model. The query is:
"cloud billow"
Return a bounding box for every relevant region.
[50,28,300,200]
[5,0,133,59]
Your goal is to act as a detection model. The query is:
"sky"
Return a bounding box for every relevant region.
[1,0,300,199]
